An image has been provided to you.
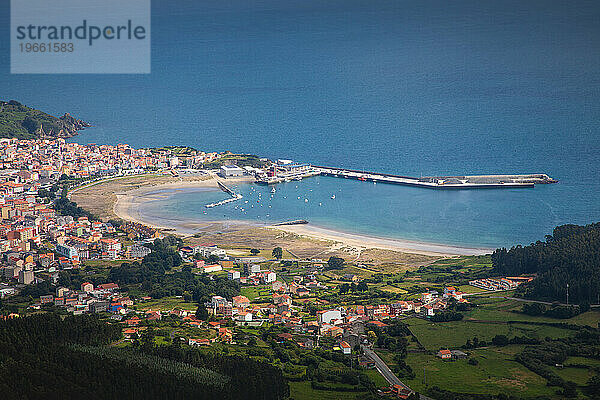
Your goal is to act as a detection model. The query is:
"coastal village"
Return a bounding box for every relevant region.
[1,136,599,400]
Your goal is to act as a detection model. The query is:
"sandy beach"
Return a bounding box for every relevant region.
[107,175,493,257]
[112,174,255,234]
[270,224,492,256]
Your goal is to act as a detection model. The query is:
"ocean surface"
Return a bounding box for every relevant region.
[1,0,599,248]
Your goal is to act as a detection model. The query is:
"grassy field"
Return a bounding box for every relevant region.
[466,297,600,327]
[131,296,197,311]
[288,381,366,400]
[392,346,556,398]
[406,318,574,350]
[552,356,600,386]
[363,368,389,388]
[553,366,595,386]
[378,285,408,294]
[567,356,600,368]
[83,259,125,268]
[457,284,486,294]
[241,285,272,302]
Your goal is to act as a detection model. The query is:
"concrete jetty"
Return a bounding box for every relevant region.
[205,181,243,208]
[311,166,557,189]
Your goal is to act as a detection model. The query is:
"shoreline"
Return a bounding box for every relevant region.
[113,174,255,233]
[113,177,493,256]
[269,224,493,256]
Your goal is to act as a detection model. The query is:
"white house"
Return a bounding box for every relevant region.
[237,311,253,322]
[318,309,342,325]
[193,245,227,259]
[422,305,435,317]
[244,263,261,275]
[56,244,78,259]
[228,270,240,280]
[265,271,277,283]
[340,341,351,355]
[203,264,222,273]
[128,244,151,258]
[220,165,244,177]
[421,292,434,303]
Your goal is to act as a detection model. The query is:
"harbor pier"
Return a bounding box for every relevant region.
[254,163,557,189]
[313,166,557,189]
[205,181,243,208]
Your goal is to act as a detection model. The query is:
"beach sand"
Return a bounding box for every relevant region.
[112,173,255,232]
[104,175,492,257]
[270,224,492,257]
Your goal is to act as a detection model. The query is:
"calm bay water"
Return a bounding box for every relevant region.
[1,0,599,247]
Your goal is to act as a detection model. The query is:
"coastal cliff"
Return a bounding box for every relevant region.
[0,100,91,139]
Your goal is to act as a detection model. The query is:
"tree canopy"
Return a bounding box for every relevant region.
[492,222,600,303]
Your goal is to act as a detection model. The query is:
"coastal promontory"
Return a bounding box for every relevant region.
[0,100,90,139]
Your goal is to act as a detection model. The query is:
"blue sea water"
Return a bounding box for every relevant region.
[1,0,599,248]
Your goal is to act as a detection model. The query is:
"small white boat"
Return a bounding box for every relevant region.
[271,187,276,193]
[331,195,336,199]
[304,199,308,202]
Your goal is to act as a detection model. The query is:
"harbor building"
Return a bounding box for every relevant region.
[219,165,244,177]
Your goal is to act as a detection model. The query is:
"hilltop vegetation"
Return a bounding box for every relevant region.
[204,153,267,169]
[492,222,600,304]
[0,100,90,139]
[0,313,288,400]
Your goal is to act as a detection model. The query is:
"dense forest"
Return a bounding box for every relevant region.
[492,222,600,303]
[0,313,288,400]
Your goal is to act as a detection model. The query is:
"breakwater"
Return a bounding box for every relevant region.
[312,166,557,189]
[205,181,243,208]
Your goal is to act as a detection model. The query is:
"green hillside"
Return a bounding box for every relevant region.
[0,100,90,139]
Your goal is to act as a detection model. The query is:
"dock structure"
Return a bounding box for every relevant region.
[255,168,321,185]
[313,166,557,189]
[205,181,243,208]
[250,165,556,189]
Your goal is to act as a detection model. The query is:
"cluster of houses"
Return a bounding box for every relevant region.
[179,245,279,284]
[120,221,162,241]
[418,286,470,316]
[469,277,533,291]
[29,281,128,314]
[0,138,225,182]
[0,191,160,301]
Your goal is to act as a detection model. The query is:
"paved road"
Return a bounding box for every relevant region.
[361,345,410,390]
[465,293,600,309]
[490,296,600,308]
[361,345,437,400]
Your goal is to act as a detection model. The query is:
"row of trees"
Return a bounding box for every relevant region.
[53,195,96,220]
[521,303,589,319]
